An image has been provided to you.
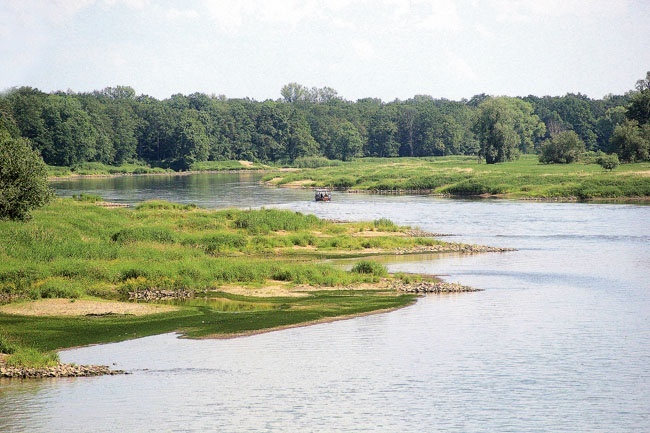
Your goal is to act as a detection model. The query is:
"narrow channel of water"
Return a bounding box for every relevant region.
[1,173,647,432]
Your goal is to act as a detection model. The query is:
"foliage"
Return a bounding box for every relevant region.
[2,75,646,169]
[265,155,650,199]
[0,199,443,303]
[351,260,388,277]
[539,131,586,163]
[473,97,545,164]
[0,131,54,220]
[0,199,430,350]
[611,119,650,162]
[373,218,398,231]
[595,152,619,170]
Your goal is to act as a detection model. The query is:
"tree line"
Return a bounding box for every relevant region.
[1,73,649,169]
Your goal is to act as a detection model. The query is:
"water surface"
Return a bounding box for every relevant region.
[1,173,647,432]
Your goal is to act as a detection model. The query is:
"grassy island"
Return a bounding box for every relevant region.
[0,198,504,369]
[263,156,650,200]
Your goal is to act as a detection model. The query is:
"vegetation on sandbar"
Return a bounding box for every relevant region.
[0,199,496,363]
[263,155,650,200]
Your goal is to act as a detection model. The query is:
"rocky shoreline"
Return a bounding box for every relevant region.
[391,280,481,294]
[128,288,194,301]
[396,243,514,254]
[0,362,126,379]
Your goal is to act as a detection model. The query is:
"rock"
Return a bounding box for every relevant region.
[0,362,127,379]
[392,280,481,294]
[128,288,194,301]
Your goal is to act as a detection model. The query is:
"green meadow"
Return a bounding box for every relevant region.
[263,155,650,200]
[0,198,473,362]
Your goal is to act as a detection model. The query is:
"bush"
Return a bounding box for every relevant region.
[351,260,388,277]
[373,218,398,231]
[0,133,54,220]
[539,131,586,164]
[596,152,620,170]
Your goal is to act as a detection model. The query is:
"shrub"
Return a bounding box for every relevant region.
[351,260,388,277]
[596,152,620,170]
[373,218,398,231]
[539,131,586,164]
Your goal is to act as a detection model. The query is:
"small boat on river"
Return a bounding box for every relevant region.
[314,188,331,202]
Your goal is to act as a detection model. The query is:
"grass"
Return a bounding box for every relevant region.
[190,160,268,171]
[48,162,172,177]
[1,200,458,358]
[262,155,650,200]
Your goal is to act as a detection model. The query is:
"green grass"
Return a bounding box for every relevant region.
[190,160,268,171]
[263,155,650,200]
[0,199,445,357]
[5,347,60,368]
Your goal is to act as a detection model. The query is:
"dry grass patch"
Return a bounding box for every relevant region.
[0,299,180,317]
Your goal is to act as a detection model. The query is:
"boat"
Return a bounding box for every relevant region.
[314,188,331,202]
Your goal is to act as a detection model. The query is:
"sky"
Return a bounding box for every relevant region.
[1,0,649,102]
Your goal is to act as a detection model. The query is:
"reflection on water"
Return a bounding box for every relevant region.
[1,173,647,432]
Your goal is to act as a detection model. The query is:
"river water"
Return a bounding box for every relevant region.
[2,173,649,432]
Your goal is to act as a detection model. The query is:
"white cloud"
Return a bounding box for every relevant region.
[351,38,376,61]
[166,8,200,21]
[493,0,629,22]
[446,52,477,82]
[102,0,151,9]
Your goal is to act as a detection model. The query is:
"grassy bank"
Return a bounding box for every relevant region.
[0,199,497,358]
[263,155,650,200]
[48,160,268,178]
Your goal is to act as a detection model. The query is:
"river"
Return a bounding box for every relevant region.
[1,173,649,432]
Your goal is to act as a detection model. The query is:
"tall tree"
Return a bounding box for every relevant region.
[330,120,362,161]
[473,97,544,163]
[611,119,650,162]
[627,71,650,126]
[0,130,54,220]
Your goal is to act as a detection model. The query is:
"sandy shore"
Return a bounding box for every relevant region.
[0,298,180,317]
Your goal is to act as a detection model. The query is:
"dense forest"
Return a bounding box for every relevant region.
[1,73,649,169]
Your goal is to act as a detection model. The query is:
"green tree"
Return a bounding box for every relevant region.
[611,119,650,162]
[284,109,318,161]
[627,71,650,126]
[330,120,362,161]
[0,131,54,220]
[474,97,544,163]
[172,109,209,170]
[367,107,399,157]
[538,130,586,163]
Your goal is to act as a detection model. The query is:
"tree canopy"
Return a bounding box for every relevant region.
[0,130,53,220]
[1,73,648,168]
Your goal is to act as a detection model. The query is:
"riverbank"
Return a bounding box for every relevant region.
[2,199,511,362]
[262,155,650,201]
[0,355,126,378]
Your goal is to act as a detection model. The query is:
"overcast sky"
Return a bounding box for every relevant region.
[2,0,649,102]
